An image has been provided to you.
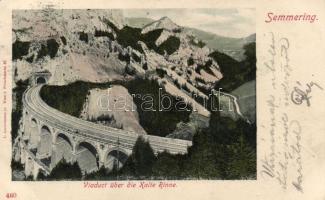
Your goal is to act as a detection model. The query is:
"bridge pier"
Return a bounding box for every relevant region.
[24,156,33,178]
[20,146,26,165]
[28,117,41,149]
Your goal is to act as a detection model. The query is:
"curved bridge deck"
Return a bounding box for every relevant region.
[23,85,192,154]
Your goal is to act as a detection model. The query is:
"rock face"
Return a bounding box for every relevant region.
[12,9,222,90]
[12,9,252,130]
[12,9,255,141]
[166,113,209,140]
[80,86,147,134]
[13,9,127,85]
[13,9,226,119]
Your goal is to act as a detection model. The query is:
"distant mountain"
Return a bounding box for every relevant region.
[141,16,181,34]
[125,17,255,61]
[125,17,155,29]
[185,28,255,61]
[242,33,256,44]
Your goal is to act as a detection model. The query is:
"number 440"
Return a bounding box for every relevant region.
[5,193,17,199]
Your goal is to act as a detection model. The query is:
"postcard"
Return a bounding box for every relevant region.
[0,0,324,199]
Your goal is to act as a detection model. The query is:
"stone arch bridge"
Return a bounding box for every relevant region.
[15,85,192,179]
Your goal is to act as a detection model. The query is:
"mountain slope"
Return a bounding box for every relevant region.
[12,10,255,126]
[185,28,255,60]
[231,80,256,123]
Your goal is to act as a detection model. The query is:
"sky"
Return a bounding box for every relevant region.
[123,8,255,38]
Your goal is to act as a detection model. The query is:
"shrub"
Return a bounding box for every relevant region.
[195,60,214,75]
[26,55,34,63]
[197,40,206,48]
[47,159,82,180]
[103,18,119,33]
[94,29,114,40]
[173,79,181,89]
[142,63,148,70]
[140,29,163,49]
[79,32,88,43]
[156,68,166,78]
[11,159,24,171]
[11,80,29,143]
[189,36,206,48]
[60,36,67,45]
[181,83,191,93]
[37,39,59,60]
[116,26,143,53]
[187,57,194,66]
[131,52,141,63]
[12,40,30,60]
[195,76,206,84]
[118,52,130,63]
[124,65,136,75]
[157,36,180,55]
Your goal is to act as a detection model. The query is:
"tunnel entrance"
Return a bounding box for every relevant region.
[36,77,46,84]
[31,70,51,86]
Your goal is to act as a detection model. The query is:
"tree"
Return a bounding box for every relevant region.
[181,128,221,179]
[209,42,256,92]
[47,159,82,180]
[36,170,47,181]
[207,108,256,179]
[11,159,24,171]
[152,151,182,179]
[24,175,34,181]
[84,166,109,180]
[227,135,256,179]
[122,137,156,177]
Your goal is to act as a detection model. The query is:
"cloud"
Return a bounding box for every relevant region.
[175,10,234,27]
[235,8,256,21]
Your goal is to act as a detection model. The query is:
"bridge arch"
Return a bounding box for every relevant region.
[30,118,38,126]
[41,125,51,133]
[37,125,53,159]
[104,148,129,171]
[76,141,99,173]
[52,133,74,165]
[55,133,73,147]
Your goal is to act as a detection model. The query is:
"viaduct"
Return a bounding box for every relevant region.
[14,78,192,179]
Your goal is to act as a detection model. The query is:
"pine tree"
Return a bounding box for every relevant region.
[47,159,82,180]
[127,136,156,177]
